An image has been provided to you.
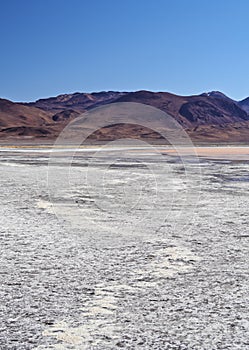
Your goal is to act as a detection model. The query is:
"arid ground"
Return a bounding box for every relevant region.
[0,146,248,349]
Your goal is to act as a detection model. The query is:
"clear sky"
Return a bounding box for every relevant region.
[1,0,249,102]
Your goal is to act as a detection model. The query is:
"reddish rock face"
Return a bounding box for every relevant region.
[1,90,249,143]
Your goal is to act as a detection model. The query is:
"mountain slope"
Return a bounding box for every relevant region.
[0,99,72,138]
[200,91,235,101]
[114,90,249,127]
[26,91,127,113]
[1,90,249,143]
[238,97,249,114]
[0,98,52,127]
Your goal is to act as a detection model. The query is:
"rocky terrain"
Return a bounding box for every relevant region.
[1,90,249,142]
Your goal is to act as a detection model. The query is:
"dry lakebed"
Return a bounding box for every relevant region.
[0,145,248,349]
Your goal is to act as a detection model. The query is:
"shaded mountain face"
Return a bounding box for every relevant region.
[179,97,248,125]
[51,109,81,122]
[238,97,249,114]
[201,91,249,115]
[115,90,249,126]
[0,90,249,143]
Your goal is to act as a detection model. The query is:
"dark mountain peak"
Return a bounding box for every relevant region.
[238,96,249,113]
[119,90,157,100]
[115,90,181,103]
[134,90,155,95]
[201,91,233,101]
[91,90,127,97]
[239,96,249,103]
[0,98,15,106]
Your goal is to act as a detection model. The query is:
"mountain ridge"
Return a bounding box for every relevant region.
[1,90,249,143]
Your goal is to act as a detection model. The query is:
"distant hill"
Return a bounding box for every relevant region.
[1,90,249,143]
[0,98,54,138]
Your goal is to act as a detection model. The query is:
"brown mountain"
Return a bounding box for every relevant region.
[114,90,248,126]
[1,90,249,143]
[0,98,52,126]
[26,91,127,113]
[0,98,54,138]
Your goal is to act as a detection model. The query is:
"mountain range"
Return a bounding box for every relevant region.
[1,90,249,143]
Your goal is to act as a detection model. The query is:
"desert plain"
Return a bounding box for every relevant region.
[0,145,248,349]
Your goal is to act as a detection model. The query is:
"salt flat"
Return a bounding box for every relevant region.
[0,146,248,349]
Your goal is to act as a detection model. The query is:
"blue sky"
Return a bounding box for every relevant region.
[1,0,249,101]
